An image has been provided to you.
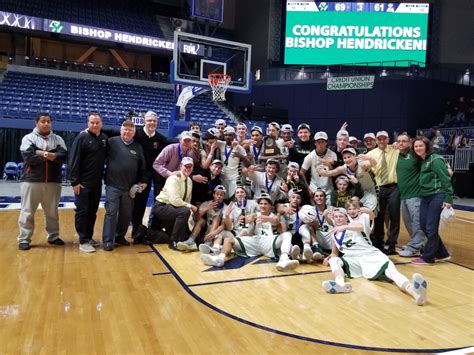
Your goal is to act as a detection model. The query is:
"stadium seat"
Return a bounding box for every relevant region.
[3,162,18,181]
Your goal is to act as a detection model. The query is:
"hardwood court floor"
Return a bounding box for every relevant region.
[0,209,473,354]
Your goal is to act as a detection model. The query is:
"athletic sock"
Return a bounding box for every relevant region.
[335,275,345,287]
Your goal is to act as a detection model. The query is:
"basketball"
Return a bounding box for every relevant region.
[298,205,317,224]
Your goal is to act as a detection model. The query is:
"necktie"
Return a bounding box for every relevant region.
[183,178,188,201]
[379,150,389,186]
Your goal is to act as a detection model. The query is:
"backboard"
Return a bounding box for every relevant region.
[171,31,252,93]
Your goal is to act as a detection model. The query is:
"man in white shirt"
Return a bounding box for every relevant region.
[217,126,250,199]
[300,131,337,202]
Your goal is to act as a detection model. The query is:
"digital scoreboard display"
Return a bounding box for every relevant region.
[284,2,430,66]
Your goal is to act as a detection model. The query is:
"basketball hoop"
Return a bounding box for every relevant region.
[208,74,231,102]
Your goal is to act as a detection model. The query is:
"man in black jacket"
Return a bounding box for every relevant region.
[68,112,108,253]
[130,111,170,238]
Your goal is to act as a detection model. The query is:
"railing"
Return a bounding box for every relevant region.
[259,61,472,86]
[453,147,471,171]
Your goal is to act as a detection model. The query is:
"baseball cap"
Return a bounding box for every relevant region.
[268,122,281,130]
[215,119,226,127]
[363,132,376,140]
[181,157,194,166]
[213,185,227,194]
[180,131,192,140]
[223,126,236,134]
[250,126,263,134]
[314,131,328,141]
[336,129,349,138]
[287,161,300,170]
[332,207,348,216]
[257,193,273,204]
[211,159,223,166]
[342,147,357,155]
[144,110,158,119]
[349,136,358,143]
[236,122,247,128]
[335,175,349,183]
[297,123,310,131]
[288,188,303,198]
[281,124,294,133]
[376,130,389,138]
[207,127,219,136]
[202,131,216,141]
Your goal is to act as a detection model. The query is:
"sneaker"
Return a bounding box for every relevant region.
[18,243,30,251]
[89,239,100,247]
[302,245,313,262]
[412,273,428,306]
[177,240,198,252]
[290,245,300,260]
[200,253,224,267]
[311,244,325,261]
[398,249,421,257]
[411,257,431,265]
[80,242,96,253]
[322,280,352,294]
[199,244,212,254]
[48,238,65,245]
[435,256,452,263]
[103,243,114,252]
[114,237,130,246]
[384,246,397,255]
[276,258,299,272]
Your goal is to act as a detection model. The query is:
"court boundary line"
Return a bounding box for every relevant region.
[148,244,471,353]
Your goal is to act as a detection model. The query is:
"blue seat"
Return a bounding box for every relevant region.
[3,162,18,181]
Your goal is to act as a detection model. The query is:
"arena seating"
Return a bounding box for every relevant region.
[0,71,228,131]
[0,0,164,38]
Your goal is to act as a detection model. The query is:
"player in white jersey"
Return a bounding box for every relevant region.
[321,208,428,306]
[300,131,337,203]
[177,185,227,252]
[243,159,287,203]
[277,189,315,262]
[200,193,299,272]
[217,127,250,199]
[199,186,258,254]
[345,199,375,236]
[317,147,378,211]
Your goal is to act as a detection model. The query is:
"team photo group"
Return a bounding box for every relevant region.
[18,110,454,306]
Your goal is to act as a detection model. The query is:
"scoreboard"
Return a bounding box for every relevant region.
[284,2,430,66]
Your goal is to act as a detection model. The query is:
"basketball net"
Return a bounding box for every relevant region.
[208,74,231,102]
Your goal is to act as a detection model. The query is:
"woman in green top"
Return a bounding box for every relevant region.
[411,137,452,265]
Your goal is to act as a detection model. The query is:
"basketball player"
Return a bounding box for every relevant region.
[321,208,428,306]
[178,185,227,252]
[200,193,299,272]
[243,159,287,203]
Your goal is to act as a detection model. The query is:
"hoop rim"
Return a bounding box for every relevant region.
[208,73,232,86]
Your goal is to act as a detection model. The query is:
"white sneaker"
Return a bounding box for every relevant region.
[276,258,299,272]
[199,244,212,254]
[290,245,300,260]
[89,239,100,247]
[302,245,313,262]
[79,242,96,253]
[412,273,428,306]
[322,280,352,294]
[200,254,224,267]
[177,240,198,252]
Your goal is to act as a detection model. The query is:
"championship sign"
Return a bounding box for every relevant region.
[327,75,375,90]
